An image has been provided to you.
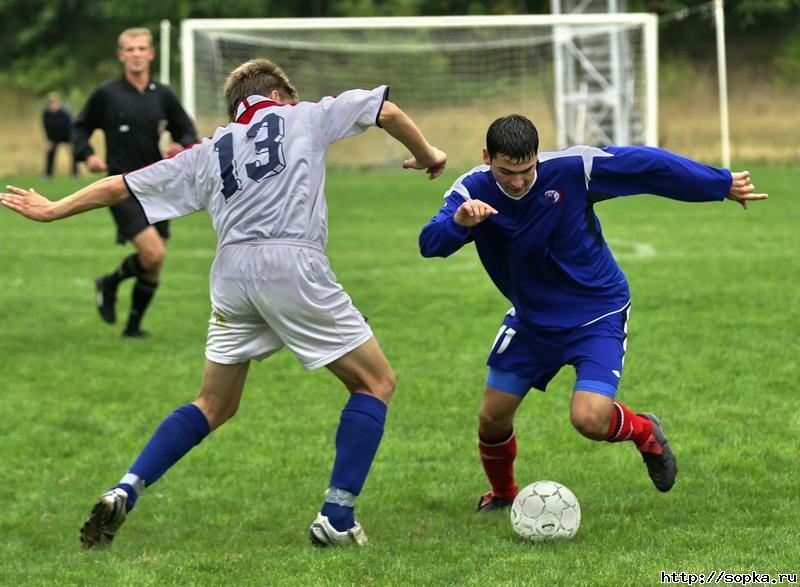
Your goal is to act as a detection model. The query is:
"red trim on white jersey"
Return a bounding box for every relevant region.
[235,95,296,124]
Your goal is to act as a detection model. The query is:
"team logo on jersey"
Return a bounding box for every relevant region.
[541,189,564,205]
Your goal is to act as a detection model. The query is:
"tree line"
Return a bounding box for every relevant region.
[1,0,797,95]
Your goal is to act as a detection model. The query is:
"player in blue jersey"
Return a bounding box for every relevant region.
[419,114,767,511]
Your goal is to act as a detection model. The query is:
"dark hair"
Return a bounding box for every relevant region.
[486,114,539,162]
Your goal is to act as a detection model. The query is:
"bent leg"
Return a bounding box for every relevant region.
[124,227,167,335]
[571,390,652,444]
[325,335,396,403]
[570,390,614,440]
[572,389,677,492]
[477,384,524,506]
[315,337,395,532]
[122,360,249,507]
[479,385,523,437]
[193,359,251,430]
[81,360,249,549]
[131,226,166,282]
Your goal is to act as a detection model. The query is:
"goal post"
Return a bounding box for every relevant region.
[180,14,658,167]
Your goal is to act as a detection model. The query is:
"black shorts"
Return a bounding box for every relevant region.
[109,197,170,244]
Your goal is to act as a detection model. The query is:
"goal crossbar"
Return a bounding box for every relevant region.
[181,13,658,147]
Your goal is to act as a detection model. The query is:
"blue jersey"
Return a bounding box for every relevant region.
[419,145,732,330]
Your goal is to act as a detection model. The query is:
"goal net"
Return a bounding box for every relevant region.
[181,15,657,168]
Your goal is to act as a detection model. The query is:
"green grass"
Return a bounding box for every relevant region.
[0,167,798,586]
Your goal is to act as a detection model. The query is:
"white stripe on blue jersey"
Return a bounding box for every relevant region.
[420,145,732,330]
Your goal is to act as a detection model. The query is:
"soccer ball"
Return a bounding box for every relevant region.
[510,480,581,542]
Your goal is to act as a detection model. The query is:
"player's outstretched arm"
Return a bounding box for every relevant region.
[1,175,129,222]
[727,170,768,210]
[378,101,447,180]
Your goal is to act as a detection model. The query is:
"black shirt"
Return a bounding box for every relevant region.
[73,76,197,175]
[43,107,73,143]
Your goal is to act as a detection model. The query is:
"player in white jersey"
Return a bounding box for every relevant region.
[1,58,447,549]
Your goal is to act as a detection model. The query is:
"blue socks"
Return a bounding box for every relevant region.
[323,393,387,531]
[120,403,210,512]
[109,394,387,530]
[115,483,138,513]
[321,502,355,532]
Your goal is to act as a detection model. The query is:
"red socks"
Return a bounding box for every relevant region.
[605,401,655,451]
[478,429,518,500]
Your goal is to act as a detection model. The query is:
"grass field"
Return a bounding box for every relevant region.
[0,167,797,586]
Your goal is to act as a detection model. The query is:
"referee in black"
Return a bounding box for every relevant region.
[73,27,197,337]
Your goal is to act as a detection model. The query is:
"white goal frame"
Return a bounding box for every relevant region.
[180,14,659,147]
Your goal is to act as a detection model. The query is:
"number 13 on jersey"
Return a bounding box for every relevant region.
[214,112,287,200]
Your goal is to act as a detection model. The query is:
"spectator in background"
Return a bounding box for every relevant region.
[42,92,78,179]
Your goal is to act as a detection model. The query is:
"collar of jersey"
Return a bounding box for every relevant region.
[494,169,538,201]
[120,75,156,93]
[235,95,283,123]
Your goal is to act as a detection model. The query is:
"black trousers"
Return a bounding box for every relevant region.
[45,141,78,176]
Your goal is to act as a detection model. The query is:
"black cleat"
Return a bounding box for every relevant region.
[95,275,117,324]
[638,413,678,492]
[122,329,150,338]
[476,491,514,513]
[80,488,128,549]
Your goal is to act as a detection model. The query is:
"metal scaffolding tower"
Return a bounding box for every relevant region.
[551,0,644,147]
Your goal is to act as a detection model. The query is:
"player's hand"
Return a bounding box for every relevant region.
[727,170,768,210]
[85,154,108,173]
[0,185,56,222]
[454,199,498,227]
[164,142,184,157]
[403,147,447,180]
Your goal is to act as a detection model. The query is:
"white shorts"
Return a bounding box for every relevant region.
[205,241,373,369]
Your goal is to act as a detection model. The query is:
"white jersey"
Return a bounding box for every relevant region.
[124,86,388,250]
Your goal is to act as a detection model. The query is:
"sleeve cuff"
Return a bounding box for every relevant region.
[445,215,470,238]
[374,85,390,128]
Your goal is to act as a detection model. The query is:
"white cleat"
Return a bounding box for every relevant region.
[308,513,367,547]
[80,488,128,549]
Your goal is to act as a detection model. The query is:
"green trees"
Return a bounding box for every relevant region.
[1,0,797,94]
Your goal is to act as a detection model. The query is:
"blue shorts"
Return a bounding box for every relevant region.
[486,306,630,399]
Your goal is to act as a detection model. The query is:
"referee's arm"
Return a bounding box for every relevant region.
[72,89,103,162]
[163,90,197,147]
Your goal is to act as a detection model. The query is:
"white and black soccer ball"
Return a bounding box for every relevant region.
[510,480,581,542]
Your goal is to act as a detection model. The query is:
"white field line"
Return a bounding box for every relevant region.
[606,238,657,259]
[4,240,796,288]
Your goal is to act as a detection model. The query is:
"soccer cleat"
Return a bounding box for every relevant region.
[638,413,678,492]
[476,491,514,513]
[308,513,367,547]
[80,487,128,549]
[122,329,150,338]
[95,275,117,324]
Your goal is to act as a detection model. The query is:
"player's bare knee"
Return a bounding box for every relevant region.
[365,370,396,404]
[194,396,238,431]
[208,406,238,431]
[139,248,165,272]
[570,409,608,440]
[478,405,513,436]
